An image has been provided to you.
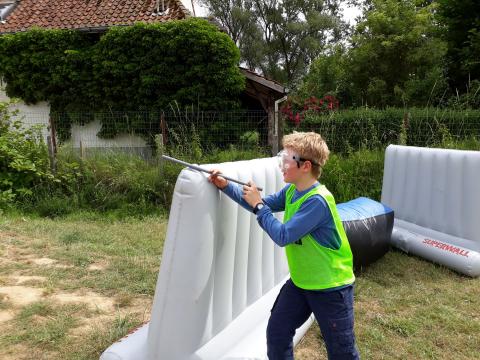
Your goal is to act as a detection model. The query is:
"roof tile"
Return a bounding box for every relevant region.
[0,0,191,33]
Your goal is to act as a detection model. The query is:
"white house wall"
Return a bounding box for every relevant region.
[0,88,51,117]
[1,87,148,152]
[1,87,50,141]
[71,120,147,149]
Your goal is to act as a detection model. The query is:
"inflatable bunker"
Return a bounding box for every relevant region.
[381,145,480,277]
[339,197,393,270]
[101,157,392,360]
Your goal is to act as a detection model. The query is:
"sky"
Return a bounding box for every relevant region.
[341,3,363,25]
[182,1,362,25]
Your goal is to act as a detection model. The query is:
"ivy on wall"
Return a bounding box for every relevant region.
[0,28,93,107]
[0,19,245,141]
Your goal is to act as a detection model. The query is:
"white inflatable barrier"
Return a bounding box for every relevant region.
[101,157,313,360]
[381,145,480,277]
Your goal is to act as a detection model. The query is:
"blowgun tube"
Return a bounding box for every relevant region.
[161,155,263,191]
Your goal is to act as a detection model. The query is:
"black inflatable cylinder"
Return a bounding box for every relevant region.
[338,197,394,270]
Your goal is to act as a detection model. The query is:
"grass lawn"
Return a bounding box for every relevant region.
[0,212,479,359]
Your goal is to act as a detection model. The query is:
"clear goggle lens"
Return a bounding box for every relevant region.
[277,150,299,171]
[276,150,319,171]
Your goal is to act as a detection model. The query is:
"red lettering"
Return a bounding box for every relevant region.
[422,238,469,257]
[460,250,470,257]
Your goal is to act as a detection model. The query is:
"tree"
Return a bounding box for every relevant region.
[298,0,448,107]
[345,0,447,107]
[436,0,480,90]
[201,0,347,87]
[297,44,353,103]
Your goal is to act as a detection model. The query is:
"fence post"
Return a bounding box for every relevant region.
[47,135,56,174]
[79,140,86,159]
[276,111,284,152]
[267,101,278,155]
[48,116,57,154]
[160,113,167,146]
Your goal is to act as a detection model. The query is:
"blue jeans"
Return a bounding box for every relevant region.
[266,279,360,360]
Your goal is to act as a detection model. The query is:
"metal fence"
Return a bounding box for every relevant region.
[13,109,480,161]
[15,110,272,158]
[292,109,480,154]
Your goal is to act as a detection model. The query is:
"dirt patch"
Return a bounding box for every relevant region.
[0,231,21,240]
[357,298,384,320]
[0,344,51,360]
[87,263,106,271]
[20,256,72,269]
[0,229,155,358]
[30,257,57,266]
[0,257,14,266]
[0,286,44,307]
[52,291,116,312]
[12,275,47,285]
[127,297,152,318]
[69,297,151,338]
[0,241,30,264]
[0,310,15,323]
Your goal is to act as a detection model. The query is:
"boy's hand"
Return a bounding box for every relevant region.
[242,181,262,208]
[208,169,228,190]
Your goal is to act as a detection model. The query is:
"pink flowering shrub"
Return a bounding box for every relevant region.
[281,95,340,126]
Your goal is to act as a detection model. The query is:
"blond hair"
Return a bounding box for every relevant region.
[282,131,330,178]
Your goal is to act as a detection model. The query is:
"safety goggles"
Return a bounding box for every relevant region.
[277,150,319,171]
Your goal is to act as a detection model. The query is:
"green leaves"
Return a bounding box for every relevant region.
[300,0,449,108]
[436,0,480,88]
[202,0,345,86]
[0,28,89,106]
[0,103,53,206]
[0,19,245,139]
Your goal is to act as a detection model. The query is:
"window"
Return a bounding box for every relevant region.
[0,1,16,22]
[154,0,168,15]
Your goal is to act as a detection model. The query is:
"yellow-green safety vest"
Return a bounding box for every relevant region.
[284,184,355,290]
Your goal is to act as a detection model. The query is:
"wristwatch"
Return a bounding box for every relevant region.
[253,202,265,215]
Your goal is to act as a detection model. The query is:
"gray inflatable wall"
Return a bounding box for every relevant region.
[101,155,397,360]
[381,145,480,277]
[101,157,313,360]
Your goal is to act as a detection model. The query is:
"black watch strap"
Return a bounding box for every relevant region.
[253,202,264,215]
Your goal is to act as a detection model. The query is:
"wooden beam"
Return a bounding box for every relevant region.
[240,68,286,95]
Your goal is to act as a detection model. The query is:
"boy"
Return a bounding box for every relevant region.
[208,131,359,360]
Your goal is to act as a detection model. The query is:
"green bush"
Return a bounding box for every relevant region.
[0,19,245,141]
[0,102,53,207]
[92,20,244,112]
[322,149,385,203]
[288,107,480,153]
[0,29,91,106]
[17,143,268,218]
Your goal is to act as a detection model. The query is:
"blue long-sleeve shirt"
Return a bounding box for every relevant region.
[222,182,341,249]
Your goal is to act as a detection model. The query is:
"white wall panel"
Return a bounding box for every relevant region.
[101,157,313,360]
[381,145,480,277]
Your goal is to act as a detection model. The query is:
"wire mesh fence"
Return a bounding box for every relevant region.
[13,108,480,162]
[290,108,480,154]
[15,110,271,159]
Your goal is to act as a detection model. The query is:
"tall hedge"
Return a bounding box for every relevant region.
[0,19,245,138]
[91,21,244,111]
[0,28,92,108]
[287,108,480,153]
